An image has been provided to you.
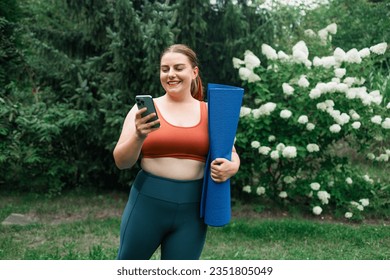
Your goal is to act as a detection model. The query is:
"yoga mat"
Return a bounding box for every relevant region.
[200,83,244,227]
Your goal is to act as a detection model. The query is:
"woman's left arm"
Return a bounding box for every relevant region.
[210,146,240,183]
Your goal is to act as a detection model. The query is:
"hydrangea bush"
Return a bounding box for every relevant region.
[233,23,389,220]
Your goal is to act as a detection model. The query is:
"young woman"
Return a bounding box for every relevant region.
[113,44,240,260]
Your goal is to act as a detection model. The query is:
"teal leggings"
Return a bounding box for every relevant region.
[117,170,207,260]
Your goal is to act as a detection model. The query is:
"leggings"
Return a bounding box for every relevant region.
[117,170,207,260]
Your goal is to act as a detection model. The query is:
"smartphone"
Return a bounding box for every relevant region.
[135,95,160,128]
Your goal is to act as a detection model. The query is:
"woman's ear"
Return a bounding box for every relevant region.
[193,66,199,79]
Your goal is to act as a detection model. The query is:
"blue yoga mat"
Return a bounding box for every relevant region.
[200,83,244,227]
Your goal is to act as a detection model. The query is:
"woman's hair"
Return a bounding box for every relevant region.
[161,44,204,101]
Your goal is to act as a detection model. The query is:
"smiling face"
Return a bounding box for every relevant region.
[160,52,198,98]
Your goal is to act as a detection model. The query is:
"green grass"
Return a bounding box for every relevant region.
[0,190,389,260]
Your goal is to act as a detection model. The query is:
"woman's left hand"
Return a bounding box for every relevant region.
[210,157,239,183]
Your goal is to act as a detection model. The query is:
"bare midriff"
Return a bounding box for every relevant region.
[141,157,205,180]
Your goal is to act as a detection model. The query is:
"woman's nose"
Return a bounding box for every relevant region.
[168,68,176,78]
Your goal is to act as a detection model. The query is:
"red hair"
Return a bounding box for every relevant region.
[161,44,204,101]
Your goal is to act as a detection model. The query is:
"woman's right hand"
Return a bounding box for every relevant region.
[134,108,160,139]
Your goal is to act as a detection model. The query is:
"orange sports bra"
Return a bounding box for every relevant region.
[141,101,209,162]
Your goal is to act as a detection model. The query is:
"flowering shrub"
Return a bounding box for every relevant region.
[233,23,389,220]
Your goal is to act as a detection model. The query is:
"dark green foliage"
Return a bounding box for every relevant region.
[0,0,388,197]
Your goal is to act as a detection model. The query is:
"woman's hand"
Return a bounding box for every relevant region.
[210,155,240,183]
[134,108,160,139]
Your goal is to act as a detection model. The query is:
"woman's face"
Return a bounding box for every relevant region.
[160,52,198,97]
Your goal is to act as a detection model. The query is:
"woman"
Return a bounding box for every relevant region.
[113,44,240,260]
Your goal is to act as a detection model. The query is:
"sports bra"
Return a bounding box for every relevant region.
[141,101,209,162]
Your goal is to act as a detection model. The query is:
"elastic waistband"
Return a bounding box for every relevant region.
[133,170,203,203]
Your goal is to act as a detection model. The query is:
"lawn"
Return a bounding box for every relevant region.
[0,190,389,260]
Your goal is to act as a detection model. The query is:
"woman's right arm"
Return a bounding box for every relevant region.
[113,105,160,170]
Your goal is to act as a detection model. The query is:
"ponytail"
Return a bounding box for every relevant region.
[191,75,204,101]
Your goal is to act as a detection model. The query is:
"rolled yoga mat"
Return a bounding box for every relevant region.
[200,83,244,227]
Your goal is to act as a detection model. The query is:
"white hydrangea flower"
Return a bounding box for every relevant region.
[259,146,271,155]
[355,77,366,85]
[387,102,390,109]
[377,154,389,162]
[345,212,353,219]
[318,28,328,44]
[359,48,370,58]
[350,201,364,211]
[321,56,337,68]
[279,191,288,198]
[331,77,341,84]
[282,83,295,95]
[307,144,320,153]
[313,56,322,67]
[261,44,278,60]
[350,201,359,207]
[352,121,361,129]
[297,76,310,88]
[343,77,356,86]
[309,88,322,99]
[359,198,369,207]
[346,88,358,99]
[268,135,276,142]
[282,146,297,158]
[382,118,390,129]
[363,174,374,184]
[244,50,261,70]
[326,23,337,34]
[310,182,321,191]
[240,106,251,117]
[336,83,349,93]
[370,42,387,55]
[312,206,323,215]
[367,153,376,160]
[252,108,261,119]
[277,51,290,60]
[371,115,382,124]
[251,141,261,149]
[316,102,327,111]
[292,41,309,60]
[306,123,315,131]
[280,109,292,119]
[304,29,316,37]
[329,124,341,133]
[334,68,346,78]
[349,110,360,120]
[270,150,280,160]
[242,185,252,193]
[259,102,277,116]
[345,48,362,64]
[248,72,261,83]
[298,115,309,124]
[232,57,245,69]
[276,143,285,151]
[333,112,350,126]
[346,177,353,185]
[318,190,331,205]
[369,90,382,105]
[283,176,295,184]
[256,186,266,196]
[325,99,334,107]
[333,47,346,62]
[239,67,252,81]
